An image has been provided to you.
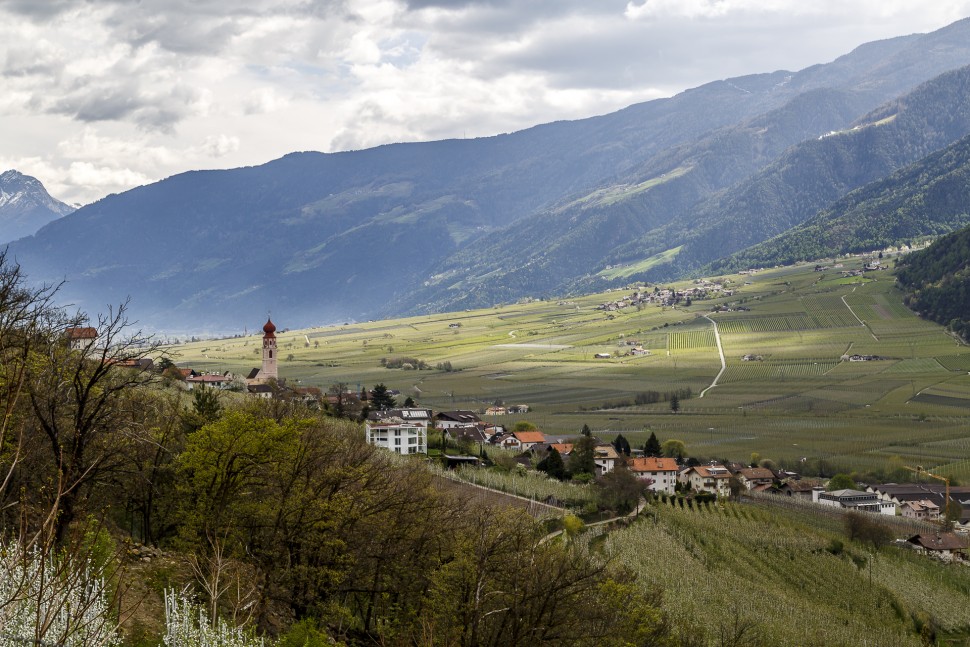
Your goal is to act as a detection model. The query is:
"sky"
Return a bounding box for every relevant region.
[2,1,970,206]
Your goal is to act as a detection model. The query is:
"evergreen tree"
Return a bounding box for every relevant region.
[644,432,661,457]
[182,385,222,434]
[537,448,567,481]
[569,434,597,477]
[669,394,680,414]
[371,383,397,410]
[581,423,591,437]
[612,433,631,456]
[403,395,416,408]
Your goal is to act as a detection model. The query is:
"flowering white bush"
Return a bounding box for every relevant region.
[162,589,265,647]
[0,540,120,647]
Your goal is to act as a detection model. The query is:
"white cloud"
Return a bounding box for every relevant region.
[1,0,970,205]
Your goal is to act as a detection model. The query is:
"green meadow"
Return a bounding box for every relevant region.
[171,255,970,479]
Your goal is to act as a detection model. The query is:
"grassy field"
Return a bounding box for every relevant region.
[169,254,970,479]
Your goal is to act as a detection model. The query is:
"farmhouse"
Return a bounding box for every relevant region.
[444,425,489,446]
[499,430,545,451]
[185,372,235,390]
[435,410,482,428]
[777,480,822,500]
[736,467,775,491]
[900,500,940,521]
[65,326,99,351]
[906,533,968,562]
[629,457,679,494]
[593,444,620,476]
[679,464,732,497]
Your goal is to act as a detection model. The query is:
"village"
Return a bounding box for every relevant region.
[131,312,970,567]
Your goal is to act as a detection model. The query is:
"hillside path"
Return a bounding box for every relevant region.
[841,287,879,341]
[539,497,646,544]
[699,315,726,398]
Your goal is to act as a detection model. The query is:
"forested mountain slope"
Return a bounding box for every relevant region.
[712,133,970,271]
[897,225,970,340]
[401,63,970,313]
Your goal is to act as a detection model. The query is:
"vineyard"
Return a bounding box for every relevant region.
[171,256,970,479]
[606,499,970,646]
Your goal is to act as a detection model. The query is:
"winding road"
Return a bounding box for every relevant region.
[699,314,726,398]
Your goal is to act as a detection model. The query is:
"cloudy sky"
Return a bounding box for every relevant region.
[2,0,970,205]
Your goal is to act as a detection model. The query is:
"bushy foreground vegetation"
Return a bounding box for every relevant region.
[0,252,671,646]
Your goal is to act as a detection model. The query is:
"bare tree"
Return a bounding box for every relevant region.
[25,300,161,544]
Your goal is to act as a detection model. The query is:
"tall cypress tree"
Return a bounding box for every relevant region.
[644,432,661,457]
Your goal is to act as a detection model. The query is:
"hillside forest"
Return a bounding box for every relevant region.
[897,224,970,341]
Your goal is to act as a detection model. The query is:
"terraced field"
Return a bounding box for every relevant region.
[171,254,970,479]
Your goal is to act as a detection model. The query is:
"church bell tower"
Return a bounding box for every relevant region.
[261,317,278,381]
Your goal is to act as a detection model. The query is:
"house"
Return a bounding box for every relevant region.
[365,417,428,455]
[507,404,530,414]
[679,464,732,497]
[369,408,433,428]
[484,406,507,416]
[814,489,896,515]
[907,533,968,562]
[504,430,545,451]
[444,425,489,446]
[108,357,155,371]
[593,444,620,476]
[736,467,775,491]
[435,410,482,429]
[629,457,679,494]
[900,500,940,521]
[777,480,821,500]
[65,327,99,351]
[548,442,573,456]
[185,372,234,390]
[247,384,274,399]
[868,483,970,525]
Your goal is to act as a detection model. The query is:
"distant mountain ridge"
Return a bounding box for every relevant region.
[10,18,970,333]
[0,171,74,244]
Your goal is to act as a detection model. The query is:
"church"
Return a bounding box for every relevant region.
[246,317,279,385]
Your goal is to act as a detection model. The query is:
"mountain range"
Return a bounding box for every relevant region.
[10,18,970,333]
[0,170,74,245]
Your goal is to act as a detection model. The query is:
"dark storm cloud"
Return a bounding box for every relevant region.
[46,74,200,131]
[0,0,78,18]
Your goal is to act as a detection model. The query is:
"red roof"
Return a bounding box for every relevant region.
[186,374,229,383]
[66,327,97,339]
[629,457,679,473]
[513,431,545,444]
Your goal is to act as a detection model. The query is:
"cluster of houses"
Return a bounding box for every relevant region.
[362,408,970,533]
[595,281,734,313]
